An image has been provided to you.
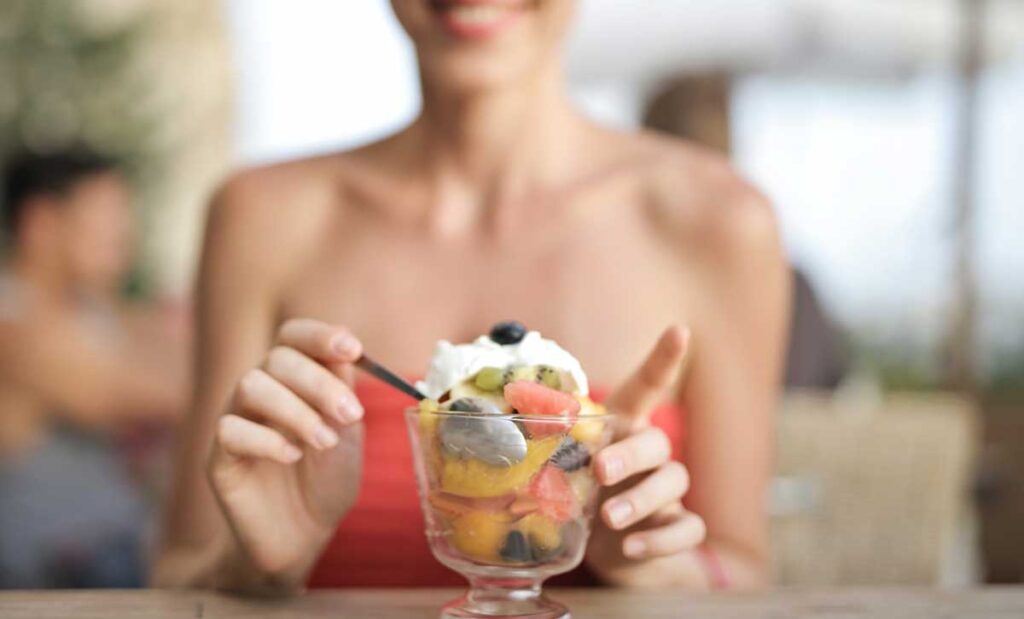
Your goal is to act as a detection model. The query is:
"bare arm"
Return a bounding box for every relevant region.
[154,170,363,594]
[0,312,184,429]
[681,192,790,588]
[584,186,789,590]
[153,179,285,589]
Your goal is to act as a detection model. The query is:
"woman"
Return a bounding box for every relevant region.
[155,0,789,594]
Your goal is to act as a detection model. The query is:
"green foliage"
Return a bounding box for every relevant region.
[850,331,1024,399]
[0,0,164,296]
[987,347,1024,400]
[850,336,945,392]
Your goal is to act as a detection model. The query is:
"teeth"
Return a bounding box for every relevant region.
[448,4,508,26]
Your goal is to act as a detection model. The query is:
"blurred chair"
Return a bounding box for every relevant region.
[977,399,1024,583]
[770,391,978,585]
[784,270,847,390]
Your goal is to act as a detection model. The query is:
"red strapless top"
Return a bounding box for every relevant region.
[307,379,685,588]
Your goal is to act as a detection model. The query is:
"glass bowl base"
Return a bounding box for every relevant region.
[440,595,568,619]
[439,577,569,618]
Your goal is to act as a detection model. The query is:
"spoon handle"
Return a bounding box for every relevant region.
[355,354,426,401]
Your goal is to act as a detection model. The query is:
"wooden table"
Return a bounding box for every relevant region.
[1,588,1022,618]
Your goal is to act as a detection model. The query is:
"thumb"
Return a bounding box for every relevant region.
[606,325,690,434]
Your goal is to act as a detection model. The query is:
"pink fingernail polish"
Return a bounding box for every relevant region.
[338,394,364,422]
[623,537,647,558]
[606,499,633,527]
[314,425,339,449]
[332,334,359,358]
[602,456,624,483]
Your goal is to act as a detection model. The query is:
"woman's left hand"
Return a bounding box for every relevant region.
[584,326,707,586]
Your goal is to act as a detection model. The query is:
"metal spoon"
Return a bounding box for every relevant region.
[354,354,426,401]
[355,354,526,467]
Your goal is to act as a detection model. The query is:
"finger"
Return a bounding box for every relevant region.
[600,460,689,530]
[325,361,357,387]
[235,369,340,450]
[215,414,303,465]
[622,511,707,559]
[606,326,689,430]
[275,318,363,363]
[595,426,673,486]
[264,346,364,423]
[646,501,686,523]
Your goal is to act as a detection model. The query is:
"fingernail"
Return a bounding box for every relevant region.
[314,425,339,449]
[283,445,303,462]
[338,394,364,422]
[602,456,625,484]
[623,537,647,558]
[332,334,360,358]
[606,499,634,528]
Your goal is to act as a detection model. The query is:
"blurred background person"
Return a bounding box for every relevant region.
[0,150,187,588]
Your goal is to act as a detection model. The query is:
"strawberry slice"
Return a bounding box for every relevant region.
[504,380,580,438]
[526,465,580,523]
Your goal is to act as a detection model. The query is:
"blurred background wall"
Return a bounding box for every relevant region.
[1,0,1022,586]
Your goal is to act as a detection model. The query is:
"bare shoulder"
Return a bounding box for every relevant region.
[200,149,368,291]
[614,128,792,337]
[208,154,344,252]
[623,129,784,267]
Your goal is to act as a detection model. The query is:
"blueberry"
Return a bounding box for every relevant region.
[549,438,591,472]
[448,398,483,413]
[447,397,504,416]
[499,530,533,563]
[490,321,527,345]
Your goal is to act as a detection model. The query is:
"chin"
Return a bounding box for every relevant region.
[392,0,575,93]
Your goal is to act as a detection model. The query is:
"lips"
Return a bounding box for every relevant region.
[429,0,530,40]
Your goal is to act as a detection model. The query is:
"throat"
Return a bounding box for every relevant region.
[403,113,594,238]
[411,62,587,204]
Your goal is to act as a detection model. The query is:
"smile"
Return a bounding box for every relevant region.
[429,0,531,40]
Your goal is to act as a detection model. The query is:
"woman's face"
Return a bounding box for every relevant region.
[391,0,576,93]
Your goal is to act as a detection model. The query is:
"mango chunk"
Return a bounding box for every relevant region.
[441,435,562,497]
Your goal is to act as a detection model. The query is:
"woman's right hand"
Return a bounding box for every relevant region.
[207,319,366,582]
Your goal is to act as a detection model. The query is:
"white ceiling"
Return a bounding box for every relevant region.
[566,0,1024,86]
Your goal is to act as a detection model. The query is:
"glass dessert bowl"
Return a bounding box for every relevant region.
[406,323,612,619]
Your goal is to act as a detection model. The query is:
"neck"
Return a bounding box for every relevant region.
[409,62,587,209]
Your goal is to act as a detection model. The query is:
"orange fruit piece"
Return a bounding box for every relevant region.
[509,495,540,517]
[428,492,515,519]
[441,435,562,498]
[570,396,608,446]
[518,512,562,553]
[450,510,511,563]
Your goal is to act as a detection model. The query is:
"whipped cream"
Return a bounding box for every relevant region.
[417,331,589,399]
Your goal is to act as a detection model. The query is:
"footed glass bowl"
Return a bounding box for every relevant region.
[405,406,612,619]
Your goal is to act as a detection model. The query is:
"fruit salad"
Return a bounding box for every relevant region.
[409,322,611,570]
